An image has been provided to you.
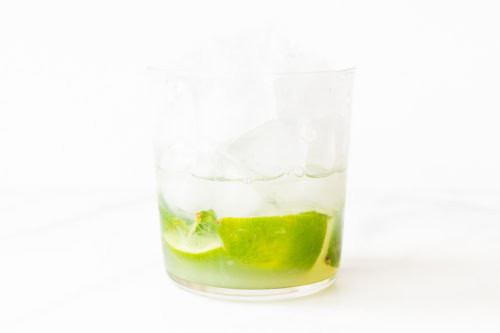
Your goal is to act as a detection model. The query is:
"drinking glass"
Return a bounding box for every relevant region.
[150,68,354,300]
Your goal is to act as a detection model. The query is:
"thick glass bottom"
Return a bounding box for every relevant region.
[168,273,336,301]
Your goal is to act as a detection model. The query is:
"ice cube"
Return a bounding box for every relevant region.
[153,79,197,153]
[156,144,196,174]
[304,113,349,176]
[158,169,218,216]
[191,148,251,180]
[159,171,264,219]
[189,74,275,145]
[254,171,347,216]
[274,70,354,121]
[226,120,307,179]
[212,181,264,218]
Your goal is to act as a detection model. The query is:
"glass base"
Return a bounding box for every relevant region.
[168,273,336,301]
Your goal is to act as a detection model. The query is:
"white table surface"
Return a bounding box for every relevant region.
[1,188,499,333]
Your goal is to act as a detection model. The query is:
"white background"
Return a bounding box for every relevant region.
[1,0,499,332]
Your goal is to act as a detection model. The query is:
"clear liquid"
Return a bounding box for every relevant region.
[157,169,346,289]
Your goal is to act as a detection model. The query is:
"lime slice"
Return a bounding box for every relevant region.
[158,196,191,234]
[158,199,222,258]
[163,232,224,261]
[217,211,329,270]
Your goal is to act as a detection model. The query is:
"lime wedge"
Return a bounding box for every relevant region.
[163,232,224,261]
[158,198,222,258]
[217,211,329,270]
[326,214,343,267]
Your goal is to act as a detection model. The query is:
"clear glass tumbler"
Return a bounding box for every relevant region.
[150,68,354,300]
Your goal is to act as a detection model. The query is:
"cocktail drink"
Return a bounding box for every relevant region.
[152,66,354,298]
